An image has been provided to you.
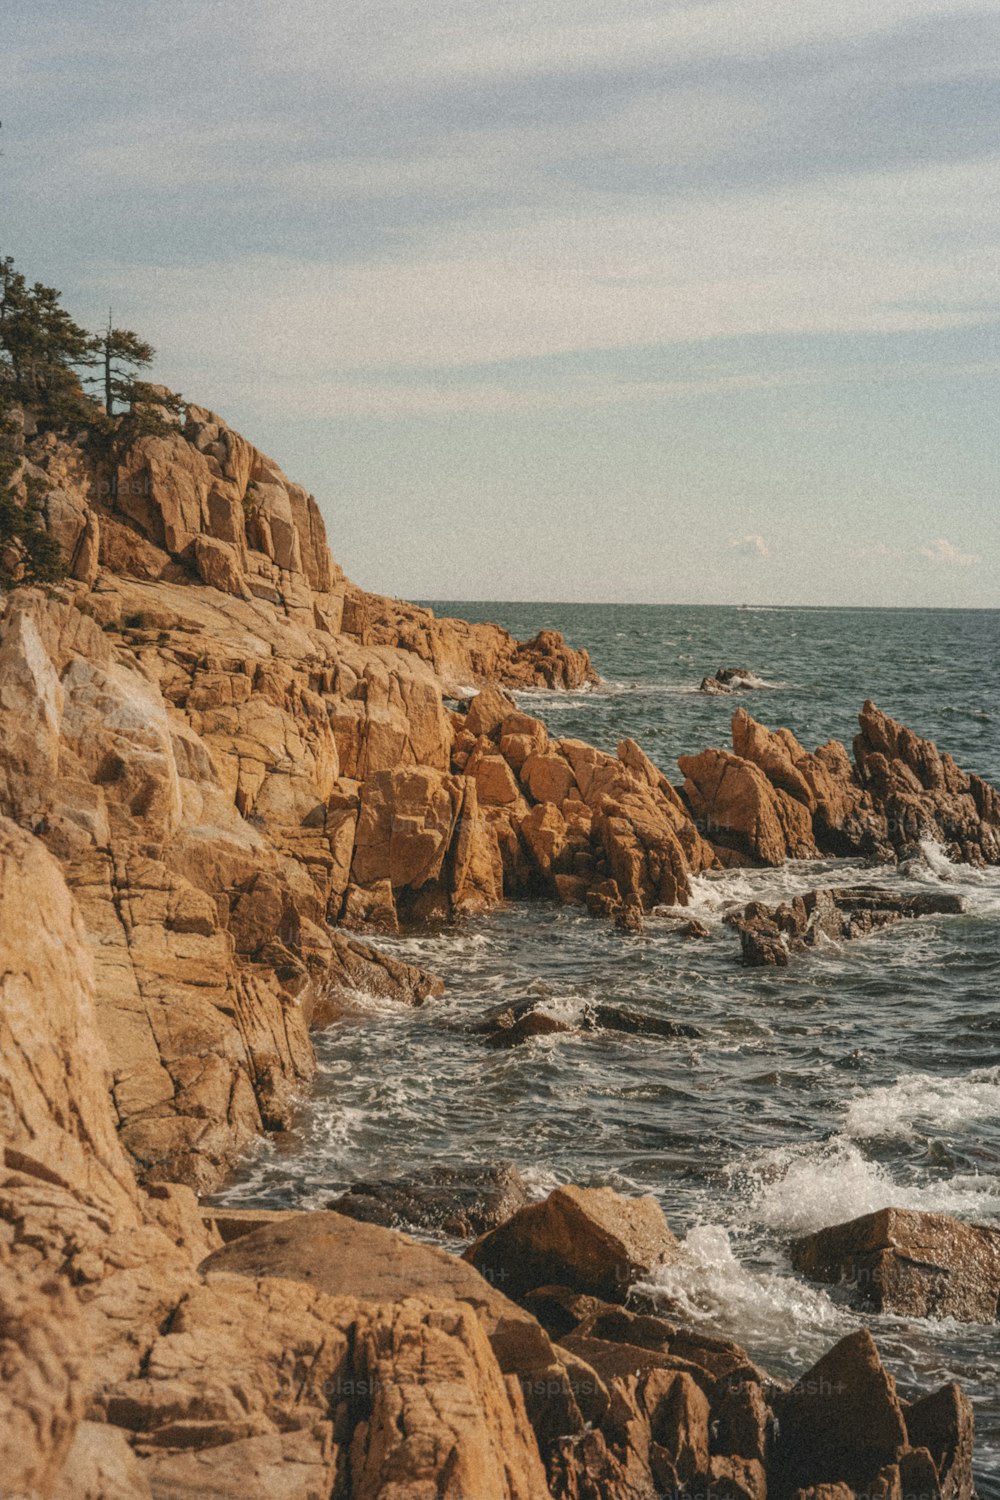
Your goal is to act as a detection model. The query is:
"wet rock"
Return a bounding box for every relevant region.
[790,1207,1000,1323]
[464,1184,680,1303]
[477,999,577,1046]
[769,1327,975,1499]
[905,1381,976,1500]
[696,703,1000,870]
[771,1329,909,1493]
[853,699,1000,866]
[328,1161,530,1239]
[700,667,761,694]
[589,1003,701,1040]
[735,887,965,967]
[476,996,701,1046]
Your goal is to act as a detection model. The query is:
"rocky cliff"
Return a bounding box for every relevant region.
[1,396,996,1497]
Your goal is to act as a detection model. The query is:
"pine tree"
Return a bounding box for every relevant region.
[0,257,98,426]
[96,314,155,416]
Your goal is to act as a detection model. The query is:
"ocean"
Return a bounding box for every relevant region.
[216,603,1000,1490]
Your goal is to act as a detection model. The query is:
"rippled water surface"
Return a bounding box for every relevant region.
[218,604,1000,1490]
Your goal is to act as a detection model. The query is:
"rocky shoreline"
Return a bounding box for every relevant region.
[2,396,998,1497]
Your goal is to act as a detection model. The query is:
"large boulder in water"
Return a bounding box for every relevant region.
[790,1207,1000,1323]
[464,1184,680,1302]
[852,699,1000,864]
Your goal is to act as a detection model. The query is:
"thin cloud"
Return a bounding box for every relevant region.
[730,534,771,558]
[918,536,980,565]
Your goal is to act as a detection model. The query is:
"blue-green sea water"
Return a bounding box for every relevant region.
[218,604,1000,1491]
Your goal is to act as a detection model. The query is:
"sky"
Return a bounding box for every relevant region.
[2,0,998,606]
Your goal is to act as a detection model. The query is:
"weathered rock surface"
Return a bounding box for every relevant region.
[734,886,965,967]
[328,1161,530,1239]
[0,404,602,1188]
[198,1210,597,1473]
[790,1208,1000,1324]
[0,828,982,1500]
[519,1284,974,1500]
[3,399,995,1500]
[465,1184,680,1303]
[771,1328,975,1500]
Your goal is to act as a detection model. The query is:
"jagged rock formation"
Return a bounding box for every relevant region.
[2,395,995,1497]
[680,703,1000,869]
[1,403,596,1191]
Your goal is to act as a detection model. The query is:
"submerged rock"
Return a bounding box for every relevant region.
[476,995,701,1046]
[734,886,965,966]
[790,1207,1000,1324]
[328,1161,530,1239]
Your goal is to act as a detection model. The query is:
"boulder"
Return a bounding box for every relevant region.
[699,667,760,694]
[852,700,1000,864]
[476,997,701,1047]
[464,1185,679,1303]
[198,1211,592,1470]
[769,1328,976,1498]
[772,1330,908,1492]
[790,1208,1000,1323]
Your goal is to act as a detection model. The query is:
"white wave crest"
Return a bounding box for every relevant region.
[740,1137,1000,1238]
[843,1067,1000,1142]
[639,1223,849,1350]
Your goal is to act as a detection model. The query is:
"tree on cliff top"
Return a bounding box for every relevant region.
[0,253,180,588]
[0,256,97,428]
[92,313,154,416]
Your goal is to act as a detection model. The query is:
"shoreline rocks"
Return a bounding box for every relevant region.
[0,820,983,1495]
[1,398,996,1497]
[790,1207,1000,1324]
[328,1162,531,1239]
[464,1184,681,1303]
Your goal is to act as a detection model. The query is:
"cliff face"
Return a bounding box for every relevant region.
[1,403,602,1193]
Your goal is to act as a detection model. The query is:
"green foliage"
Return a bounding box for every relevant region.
[89,316,155,416]
[0,408,66,588]
[0,252,183,444]
[0,256,100,428]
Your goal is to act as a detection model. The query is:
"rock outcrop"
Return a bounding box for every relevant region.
[791,1208,1000,1324]
[0,402,603,1191]
[699,666,763,694]
[681,703,1000,870]
[2,395,994,1498]
[0,837,980,1499]
[733,886,965,966]
[328,1161,530,1239]
[771,1329,974,1500]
